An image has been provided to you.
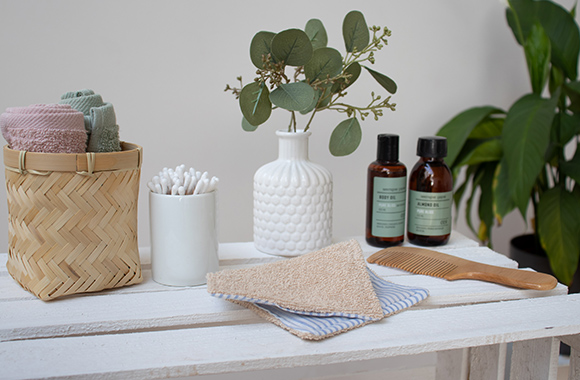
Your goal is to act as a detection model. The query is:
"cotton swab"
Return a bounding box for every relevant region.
[149,164,219,195]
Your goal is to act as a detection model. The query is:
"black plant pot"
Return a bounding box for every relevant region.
[509,233,579,356]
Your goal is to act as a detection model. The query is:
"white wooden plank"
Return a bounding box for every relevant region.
[0,244,522,302]
[1,265,567,342]
[560,335,580,380]
[468,344,506,380]
[510,337,559,380]
[569,345,579,380]
[2,294,579,379]
[435,349,468,380]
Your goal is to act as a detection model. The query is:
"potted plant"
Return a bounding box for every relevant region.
[225,11,398,255]
[436,0,580,289]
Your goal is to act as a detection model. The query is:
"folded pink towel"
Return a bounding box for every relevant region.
[1,104,87,153]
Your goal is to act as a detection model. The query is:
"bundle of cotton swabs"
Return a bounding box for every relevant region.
[148,164,219,195]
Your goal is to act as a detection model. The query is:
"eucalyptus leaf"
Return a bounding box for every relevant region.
[343,10,369,53]
[239,82,272,126]
[331,62,361,93]
[437,106,505,167]
[250,31,276,69]
[524,23,551,94]
[271,29,313,67]
[502,93,558,218]
[241,117,258,131]
[269,82,316,111]
[305,19,328,50]
[538,186,580,285]
[300,84,332,115]
[329,118,362,156]
[363,66,397,94]
[304,47,342,84]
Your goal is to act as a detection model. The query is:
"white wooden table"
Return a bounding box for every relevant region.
[1,231,579,380]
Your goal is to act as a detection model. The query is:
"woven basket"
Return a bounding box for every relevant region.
[3,142,143,300]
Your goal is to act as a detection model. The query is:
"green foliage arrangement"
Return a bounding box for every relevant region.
[436,0,580,285]
[225,11,397,156]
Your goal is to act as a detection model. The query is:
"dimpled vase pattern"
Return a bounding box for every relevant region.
[253,130,332,256]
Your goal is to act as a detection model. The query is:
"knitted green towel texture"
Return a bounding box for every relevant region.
[59,89,121,152]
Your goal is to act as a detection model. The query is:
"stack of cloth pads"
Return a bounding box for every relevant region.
[1,89,121,154]
[207,239,429,340]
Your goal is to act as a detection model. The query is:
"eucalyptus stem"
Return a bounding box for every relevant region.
[288,111,297,132]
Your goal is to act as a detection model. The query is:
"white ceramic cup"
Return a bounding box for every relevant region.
[149,191,218,286]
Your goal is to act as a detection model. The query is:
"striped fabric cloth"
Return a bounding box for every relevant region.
[211,267,428,339]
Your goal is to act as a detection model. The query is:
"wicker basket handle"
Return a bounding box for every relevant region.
[3,142,142,175]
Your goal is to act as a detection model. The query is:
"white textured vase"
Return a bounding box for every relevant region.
[253,130,333,256]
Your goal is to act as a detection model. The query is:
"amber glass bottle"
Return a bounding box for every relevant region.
[407,136,453,246]
[366,134,406,247]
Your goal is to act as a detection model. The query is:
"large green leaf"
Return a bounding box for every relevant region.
[536,0,580,80]
[508,0,580,80]
[329,118,361,156]
[305,19,328,50]
[465,165,485,236]
[271,29,313,67]
[566,81,580,113]
[331,62,361,93]
[304,47,342,84]
[557,112,580,146]
[454,138,502,167]
[492,159,515,225]
[250,31,276,69]
[468,118,504,139]
[560,147,580,183]
[239,82,272,126]
[269,82,315,111]
[538,186,580,285]
[478,163,498,244]
[507,0,537,45]
[363,66,397,94]
[502,93,558,217]
[343,10,369,53]
[437,106,505,167]
[524,23,551,94]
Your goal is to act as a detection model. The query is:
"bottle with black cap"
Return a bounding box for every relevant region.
[407,136,453,246]
[366,134,406,247]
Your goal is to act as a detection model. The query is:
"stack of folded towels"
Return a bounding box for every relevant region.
[1,89,121,154]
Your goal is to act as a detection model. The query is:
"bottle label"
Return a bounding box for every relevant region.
[408,190,452,236]
[371,176,406,237]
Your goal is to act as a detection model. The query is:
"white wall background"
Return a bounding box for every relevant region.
[0,0,577,257]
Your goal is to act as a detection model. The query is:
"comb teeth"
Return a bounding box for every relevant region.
[368,250,457,278]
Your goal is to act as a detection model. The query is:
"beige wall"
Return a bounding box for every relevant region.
[1,0,577,256]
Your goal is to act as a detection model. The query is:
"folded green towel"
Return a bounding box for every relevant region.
[88,103,121,152]
[59,89,103,134]
[59,89,121,152]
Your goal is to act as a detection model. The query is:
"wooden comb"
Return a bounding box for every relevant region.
[367,246,557,290]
